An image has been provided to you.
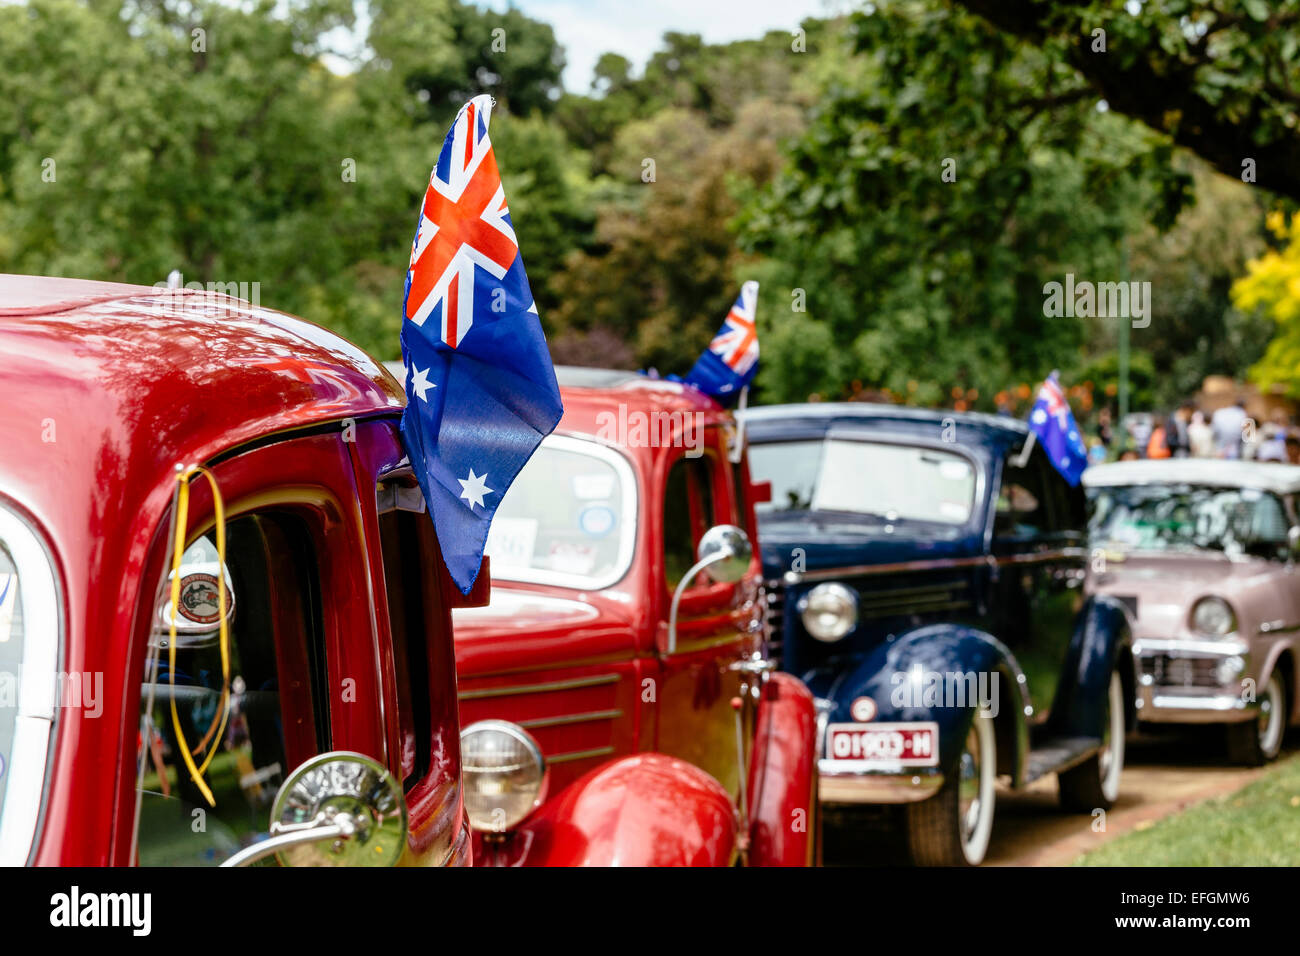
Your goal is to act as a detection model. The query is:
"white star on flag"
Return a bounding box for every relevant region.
[410,366,435,402]
[458,468,494,510]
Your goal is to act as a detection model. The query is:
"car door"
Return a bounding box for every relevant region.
[353,418,467,866]
[652,434,760,799]
[991,443,1084,725]
[128,431,384,865]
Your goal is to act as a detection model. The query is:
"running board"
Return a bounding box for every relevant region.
[1024,735,1100,785]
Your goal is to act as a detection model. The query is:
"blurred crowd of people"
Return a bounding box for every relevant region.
[1087,401,1300,465]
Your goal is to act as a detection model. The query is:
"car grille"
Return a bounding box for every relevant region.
[1142,654,1222,689]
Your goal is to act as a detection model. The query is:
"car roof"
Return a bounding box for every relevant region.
[740,402,1028,454]
[1,274,402,545]
[383,360,730,437]
[1082,458,1300,494]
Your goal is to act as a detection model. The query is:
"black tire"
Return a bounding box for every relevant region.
[905,714,995,866]
[1227,672,1286,766]
[1059,670,1125,812]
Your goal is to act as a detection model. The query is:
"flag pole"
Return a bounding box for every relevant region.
[1012,427,1036,469]
[730,386,749,464]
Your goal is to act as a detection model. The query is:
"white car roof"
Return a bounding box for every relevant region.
[1083,458,1300,495]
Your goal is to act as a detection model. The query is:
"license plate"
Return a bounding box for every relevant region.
[825,722,940,770]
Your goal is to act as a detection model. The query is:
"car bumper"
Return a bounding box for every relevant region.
[1134,639,1258,725]
[817,762,944,804]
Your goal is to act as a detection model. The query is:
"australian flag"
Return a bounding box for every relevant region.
[1028,371,1088,486]
[683,280,760,404]
[400,95,563,594]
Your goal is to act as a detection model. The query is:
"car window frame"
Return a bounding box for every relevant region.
[0,501,61,867]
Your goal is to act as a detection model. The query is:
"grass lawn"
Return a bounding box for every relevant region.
[1073,752,1300,866]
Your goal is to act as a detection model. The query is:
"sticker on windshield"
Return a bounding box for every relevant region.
[0,573,16,644]
[939,460,971,481]
[579,506,616,538]
[549,542,597,575]
[573,473,615,500]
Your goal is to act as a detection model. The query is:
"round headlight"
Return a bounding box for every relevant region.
[1191,597,1236,637]
[460,720,545,833]
[799,583,858,642]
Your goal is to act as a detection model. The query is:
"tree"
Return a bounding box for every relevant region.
[953,0,1300,201]
[1232,210,1300,398]
[739,2,1180,404]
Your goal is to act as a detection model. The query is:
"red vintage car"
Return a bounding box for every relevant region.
[446,367,820,866]
[0,275,473,866]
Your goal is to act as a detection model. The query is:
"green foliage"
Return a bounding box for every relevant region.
[738,3,1180,405]
[1232,209,1300,398]
[0,0,1291,397]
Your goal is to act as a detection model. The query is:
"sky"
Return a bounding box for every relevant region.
[482,0,845,92]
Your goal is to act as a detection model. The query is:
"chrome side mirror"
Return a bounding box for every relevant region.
[666,524,753,654]
[220,751,408,867]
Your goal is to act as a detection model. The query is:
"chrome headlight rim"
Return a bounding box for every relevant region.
[460,719,546,833]
[798,582,859,643]
[1190,595,1237,638]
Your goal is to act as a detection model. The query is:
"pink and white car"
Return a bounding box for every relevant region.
[1084,459,1300,764]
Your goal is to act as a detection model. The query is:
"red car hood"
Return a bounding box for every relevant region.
[452,586,641,676]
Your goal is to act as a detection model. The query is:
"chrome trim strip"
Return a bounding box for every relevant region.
[547,745,616,765]
[671,632,747,655]
[789,547,1085,585]
[1134,638,1249,657]
[1259,619,1300,635]
[517,708,622,729]
[458,673,620,700]
[0,505,61,866]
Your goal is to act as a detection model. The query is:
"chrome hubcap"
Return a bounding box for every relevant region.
[1258,676,1285,758]
[958,725,982,844]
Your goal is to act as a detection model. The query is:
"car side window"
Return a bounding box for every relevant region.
[377,477,443,791]
[664,455,716,588]
[135,513,327,866]
[995,448,1054,540]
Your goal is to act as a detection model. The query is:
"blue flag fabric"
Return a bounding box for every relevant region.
[399,95,563,593]
[1028,371,1089,486]
[683,280,760,405]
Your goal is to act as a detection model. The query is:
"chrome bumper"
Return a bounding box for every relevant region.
[1137,685,1258,724]
[818,762,944,804]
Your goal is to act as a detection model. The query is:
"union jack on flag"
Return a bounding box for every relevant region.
[404,95,525,348]
[398,95,563,595]
[683,281,760,404]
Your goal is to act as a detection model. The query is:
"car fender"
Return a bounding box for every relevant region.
[1047,594,1135,739]
[802,623,1031,785]
[474,753,737,866]
[747,671,818,866]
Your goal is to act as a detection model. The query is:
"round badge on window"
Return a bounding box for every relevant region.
[850,696,877,722]
[578,506,616,538]
[177,573,222,625]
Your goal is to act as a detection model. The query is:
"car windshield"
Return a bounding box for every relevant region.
[1089,484,1291,558]
[485,436,636,588]
[748,438,978,525]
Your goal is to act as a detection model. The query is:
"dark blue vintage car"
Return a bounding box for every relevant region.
[741,403,1135,865]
